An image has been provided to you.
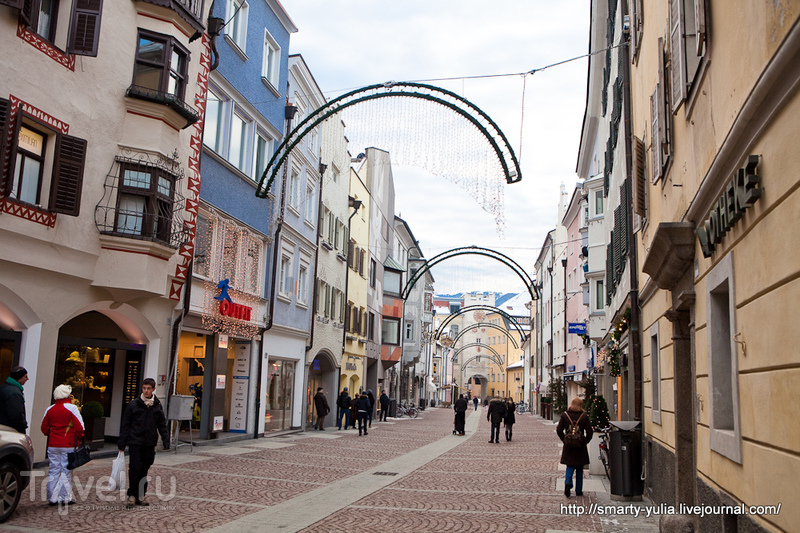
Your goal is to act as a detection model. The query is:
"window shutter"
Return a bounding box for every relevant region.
[0,0,24,11]
[358,250,364,276]
[50,134,87,216]
[669,0,687,112]
[605,242,613,305]
[20,0,32,25]
[67,0,103,56]
[631,135,647,216]
[650,86,662,183]
[347,241,354,268]
[694,0,706,56]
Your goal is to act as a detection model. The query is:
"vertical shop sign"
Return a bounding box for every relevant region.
[230,342,250,432]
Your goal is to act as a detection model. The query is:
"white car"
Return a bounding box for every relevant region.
[0,425,33,523]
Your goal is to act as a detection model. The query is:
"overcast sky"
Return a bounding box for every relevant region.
[284,0,590,296]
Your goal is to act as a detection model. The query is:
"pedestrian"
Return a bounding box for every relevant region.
[556,397,593,497]
[118,377,170,507]
[354,391,371,436]
[453,394,468,435]
[40,384,84,505]
[0,366,29,434]
[366,389,375,428]
[313,387,329,430]
[378,389,390,421]
[336,387,351,430]
[349,391,358,429]
[486,395,506,443]
[472,396,479,411]
[504,397,516,441]
[483,396,489,410]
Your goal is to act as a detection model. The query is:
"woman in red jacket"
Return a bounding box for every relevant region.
[41,384,85,505]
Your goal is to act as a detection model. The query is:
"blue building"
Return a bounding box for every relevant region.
[177,0,297,439]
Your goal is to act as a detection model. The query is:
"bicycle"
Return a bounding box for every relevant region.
[395,403,419,418]
[597,427,611,478]
[515,402,530,415]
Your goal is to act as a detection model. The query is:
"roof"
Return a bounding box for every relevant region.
[500,293,532,316]
[507,359,524,370]
[383,256,406,272]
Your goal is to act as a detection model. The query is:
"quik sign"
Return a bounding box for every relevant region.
[568,323,587,335]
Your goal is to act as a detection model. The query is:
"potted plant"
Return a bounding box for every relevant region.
[81,401,106,450]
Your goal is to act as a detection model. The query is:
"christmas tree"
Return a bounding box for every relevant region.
[589,394,610,430]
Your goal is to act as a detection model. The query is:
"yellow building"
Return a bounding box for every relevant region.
[626,1,800,531]
[340,168,369,394]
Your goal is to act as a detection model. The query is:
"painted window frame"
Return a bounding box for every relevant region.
[706,252,742,464]
[261,29,281,92]
[224,0,248,55]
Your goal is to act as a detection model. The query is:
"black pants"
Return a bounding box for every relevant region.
[357,412,369,434]
[315,413,326,430]
[127,444,156,499]
[490,422,501,442]
[379,406,389,421]
[505,423,514,440]
[454,411,466,433]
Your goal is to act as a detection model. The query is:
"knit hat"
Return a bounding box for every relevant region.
[9,367,27,381]
[54,384,72,400]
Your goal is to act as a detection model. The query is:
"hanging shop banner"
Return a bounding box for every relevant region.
[229,342,250,433]
[568,323,587,335]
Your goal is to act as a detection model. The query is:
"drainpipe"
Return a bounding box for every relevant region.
[340,197,363,389]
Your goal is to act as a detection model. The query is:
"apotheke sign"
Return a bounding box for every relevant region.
[696,155,762,258]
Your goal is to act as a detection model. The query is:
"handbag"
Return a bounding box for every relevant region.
[67,436,92,470]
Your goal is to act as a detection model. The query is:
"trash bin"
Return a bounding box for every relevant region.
[607,421,644,499]
[388,398,397,418]
[418,397,426,410]
[430,399,435,407]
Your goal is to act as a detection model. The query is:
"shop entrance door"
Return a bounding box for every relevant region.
[265,359,294,432]
[0,330,21,381]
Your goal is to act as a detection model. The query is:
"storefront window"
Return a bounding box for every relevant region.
[53,344,115,415]
[265,359,294,432]
[176,331,207,428]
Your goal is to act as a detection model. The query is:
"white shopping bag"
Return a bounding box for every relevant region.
[108,451,126,491]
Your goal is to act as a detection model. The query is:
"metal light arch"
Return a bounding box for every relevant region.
[449,342,504,363]
[436,304,528,343]
[255,82,522,198]
[402,246,539,302]
[449,322,520,350]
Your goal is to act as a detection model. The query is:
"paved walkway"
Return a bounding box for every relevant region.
[2,407,659,532]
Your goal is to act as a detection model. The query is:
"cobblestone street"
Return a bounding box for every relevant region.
[2,408,659,533]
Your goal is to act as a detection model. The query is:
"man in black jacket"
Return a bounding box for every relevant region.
[119,378,169,507]
[313,387,329,430]
[453,394,468,435]
[0,367,28,434]
[378,390,390,421]
[486,396,507,443]
[336,388,351,430]
[353,392,371,436]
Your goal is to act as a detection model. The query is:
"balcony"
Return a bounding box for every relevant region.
[126,85,200,129]
[136,0,206,33]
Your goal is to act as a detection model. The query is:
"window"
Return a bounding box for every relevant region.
[368,312,375,341]
[594,190,603,216]
[297,264,308,305]
[308,129,318,157]
[650,323,661,425]
[242,235,262,294]
[114,162,176,244]
[596,280,604,311]
[32,0,59,42]
[369,259,376,288]
[220,224,239,286]
[229,110,249,173]
[289,168,300,210]
[279,254,292,297]
[382,317,400,345]
[204,88,223,152]
[132,30,188,102]
[384,269,401,295]
[224,0,248,53]
[254,131,271,181]
[10,125,47,205]
[706,253,741,463]
[304,184,315,222]
[651,37,672,183]
[2,99,86,216]
[405,321,413,341]
[262,30,281,90]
